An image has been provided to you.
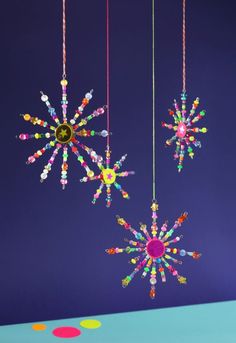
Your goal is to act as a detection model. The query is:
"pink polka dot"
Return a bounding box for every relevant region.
[52,327,81,338]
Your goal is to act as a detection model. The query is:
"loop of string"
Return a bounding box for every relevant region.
[182,0,186,92]
[152,0,156,200]
[106,0,110,148]
[62,0,66,79]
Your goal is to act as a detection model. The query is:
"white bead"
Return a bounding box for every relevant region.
[101,130,108,137]
[78,106,83,112]
[150,278,157,285]
[70,119,75,125]
[85,92,92,100]
[45,133,50,138]
[40,173,47,180]
[41,95,48,102]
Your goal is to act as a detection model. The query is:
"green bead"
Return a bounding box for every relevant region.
[91,130,95,136]
[78,156,83,162]
[200,110,206,116]
[188,147,193,152]
[178,165,183,170]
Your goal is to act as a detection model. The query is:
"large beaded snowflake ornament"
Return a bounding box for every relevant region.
[80,148,134,207]
[106,200,201,299]
[18,79,108,188]
[162,92,207,172]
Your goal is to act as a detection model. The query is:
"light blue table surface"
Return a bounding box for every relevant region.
[0,300,235,343]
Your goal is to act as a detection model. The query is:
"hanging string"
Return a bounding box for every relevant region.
[182,0,186,93]
[62,0,66,79]
[152,0,156,200]
[106,0,110,148]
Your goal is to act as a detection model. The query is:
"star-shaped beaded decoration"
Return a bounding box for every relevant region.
[106,200,201,299]
[162,92,207,172]
[17,79,108,188]
[80,148,135,207]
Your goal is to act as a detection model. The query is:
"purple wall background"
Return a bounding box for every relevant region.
[1,0,235,325]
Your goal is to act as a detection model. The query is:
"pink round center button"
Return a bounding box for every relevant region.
[146,238,165,258]
[176,122,187,138]
[52,327,81,338]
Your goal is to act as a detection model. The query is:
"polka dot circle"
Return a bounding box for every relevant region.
[32,323,47,331]
[80,319,102,329]
[52,327,81,338]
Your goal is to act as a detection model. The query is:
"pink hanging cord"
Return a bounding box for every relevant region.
[106,0,110,148]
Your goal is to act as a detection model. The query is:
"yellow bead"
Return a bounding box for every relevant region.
[178,276,187,284]
[151,202,158,211]
[117,217,125,225]
[60,79,68,86]
[189,136,195,142]
[23,114,31,121]
[201,127,207,133]
[87,170,94,178]
[173,248,177,254]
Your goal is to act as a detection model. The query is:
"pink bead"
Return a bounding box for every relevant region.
[97,108,105,114]
[19,134,27,140]
[28,156,35,163]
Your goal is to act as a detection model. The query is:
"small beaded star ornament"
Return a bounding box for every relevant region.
[81,0,134,207]
[17,0,108,188]
[81,148,134,207]
[106,0,201,299]
[162,0,207,172]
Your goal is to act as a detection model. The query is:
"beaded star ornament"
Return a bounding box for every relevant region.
[162,0,207,172]
[106,0,201,299]
[17,0,108,188]
[80,0,134,207]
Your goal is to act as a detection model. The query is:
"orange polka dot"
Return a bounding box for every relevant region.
[32,323,47,331]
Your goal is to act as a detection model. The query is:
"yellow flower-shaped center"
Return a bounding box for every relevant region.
[55,123,74,144]
[102,168,116,184]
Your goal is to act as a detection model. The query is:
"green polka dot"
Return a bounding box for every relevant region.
[80,319,102,329]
